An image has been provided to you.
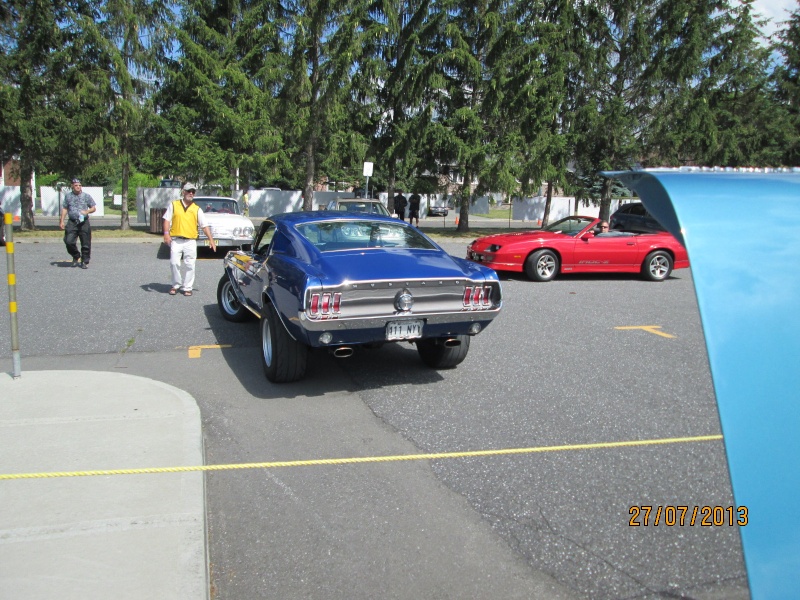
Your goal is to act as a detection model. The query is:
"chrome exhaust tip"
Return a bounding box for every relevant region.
[443,338,461,347]
[332,347,354,358]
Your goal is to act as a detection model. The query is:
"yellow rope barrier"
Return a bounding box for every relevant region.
[0,434,722,481]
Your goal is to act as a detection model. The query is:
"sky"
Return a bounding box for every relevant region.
[752,0,797,37]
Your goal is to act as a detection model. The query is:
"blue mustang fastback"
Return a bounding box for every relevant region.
[217,211,502,382]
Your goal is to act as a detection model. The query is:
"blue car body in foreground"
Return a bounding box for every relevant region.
[218,211,502,382]
[607,169,800,600]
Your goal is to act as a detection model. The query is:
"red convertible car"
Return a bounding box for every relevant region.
[466,216,689,282]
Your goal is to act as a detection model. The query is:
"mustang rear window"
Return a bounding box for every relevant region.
[295,220,436,251]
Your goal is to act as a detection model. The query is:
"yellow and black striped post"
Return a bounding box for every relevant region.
[4,211,21,378]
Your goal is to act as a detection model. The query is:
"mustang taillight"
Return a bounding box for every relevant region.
[308,292,341,319]
[463,285,494,310]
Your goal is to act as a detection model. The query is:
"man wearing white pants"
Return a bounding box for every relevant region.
[162,183,217,296]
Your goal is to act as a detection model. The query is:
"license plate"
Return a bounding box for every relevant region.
[204,238,217,247]
[386,320,423,340]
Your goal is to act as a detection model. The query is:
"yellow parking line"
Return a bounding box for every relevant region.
[0,434,722,481]
[188,344,232,358]
[615,325,676,338]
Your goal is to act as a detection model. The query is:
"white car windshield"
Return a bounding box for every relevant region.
[199,199,240,214]
[335,201,391,216]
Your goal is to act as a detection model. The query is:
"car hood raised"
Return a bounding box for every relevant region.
[313,249,489,283]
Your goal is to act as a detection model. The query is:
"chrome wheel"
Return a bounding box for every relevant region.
[217,275,252,322]
[524,249,560,282]
[537,255,556,278]
[642,251,673,281]
[220,282,239,313]
[261,313,273,368]
[260,303,307,383]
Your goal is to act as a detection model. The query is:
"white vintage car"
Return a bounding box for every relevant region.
[194,196,255,249]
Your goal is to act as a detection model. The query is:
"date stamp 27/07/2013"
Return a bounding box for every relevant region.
[629,505,748,527]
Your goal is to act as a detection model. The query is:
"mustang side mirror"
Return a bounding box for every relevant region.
[581,232,595,240]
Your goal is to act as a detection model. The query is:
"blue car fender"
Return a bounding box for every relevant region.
[606,169,800,600]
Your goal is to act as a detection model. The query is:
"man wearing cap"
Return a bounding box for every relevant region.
[59,178,97,268]
[162,183,216,296]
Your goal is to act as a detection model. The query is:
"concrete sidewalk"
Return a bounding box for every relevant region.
[0,370,207,599]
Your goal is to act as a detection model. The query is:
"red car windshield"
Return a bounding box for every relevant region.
[542,216,595,236]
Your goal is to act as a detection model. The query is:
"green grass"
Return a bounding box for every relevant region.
[469,208,516,219]
[10,226,155,239]
[424,226,534,240]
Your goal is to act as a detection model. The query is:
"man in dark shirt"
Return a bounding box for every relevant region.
[59,178,96,268]
[408,193,421,226]
[393,193,407,219]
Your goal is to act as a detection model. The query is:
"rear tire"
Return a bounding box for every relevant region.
[524,249,559,282]
[642,250,673,281]
[217,275,252,322]
[261,303,307,383]
[417,335,470,369]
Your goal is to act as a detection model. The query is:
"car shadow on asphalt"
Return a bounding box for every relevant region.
[200,304,446,399]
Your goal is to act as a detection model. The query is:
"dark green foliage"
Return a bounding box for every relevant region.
[150,0,285,189]
[2,0,798,233]
[773,2,800,165]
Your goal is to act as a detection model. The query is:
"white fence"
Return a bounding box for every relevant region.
[136,188,358,224]
[512,196,628,222]
[1,185,626,225]
[0,187,105,217]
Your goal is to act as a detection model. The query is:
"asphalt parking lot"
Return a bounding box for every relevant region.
[0,239,748,599]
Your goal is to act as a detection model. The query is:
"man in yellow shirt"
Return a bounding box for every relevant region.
[162,183,217,296]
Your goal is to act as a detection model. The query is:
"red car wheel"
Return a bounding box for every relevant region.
[525,249,559,282]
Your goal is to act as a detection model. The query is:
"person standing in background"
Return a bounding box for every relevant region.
[162,183,216,296]
[393,192,406,220]
[59,178,96,268]
[242,187,250,217]
[408,192,421,226]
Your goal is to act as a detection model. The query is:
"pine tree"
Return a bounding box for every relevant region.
[506,0,583,225]
[152,0,284,188]
[698,0,783,165]
[432,0,510,231]
[572,0,659,220]
[640,0,726,167]
[0,0,109,229]
[99,0,173,229]
[353,0,444,207]
[772,1,800,165]
[279,0,362,209]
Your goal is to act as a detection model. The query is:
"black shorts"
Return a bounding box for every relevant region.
[409,208,419,218]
